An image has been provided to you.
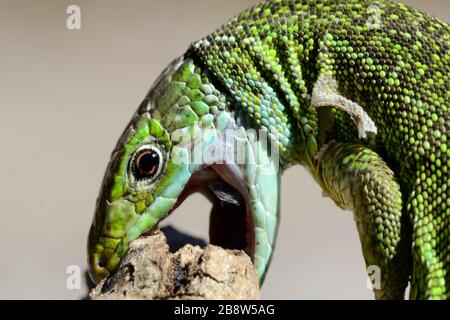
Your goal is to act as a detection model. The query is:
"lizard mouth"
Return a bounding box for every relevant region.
[163,164,256,261]
[89,164,256,284]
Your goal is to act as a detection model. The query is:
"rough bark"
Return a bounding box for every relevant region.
[90,232,260,300]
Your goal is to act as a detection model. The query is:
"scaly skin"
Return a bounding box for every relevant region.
[89,0,450,299]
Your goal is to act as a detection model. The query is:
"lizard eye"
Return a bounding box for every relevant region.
[131,146,163,182]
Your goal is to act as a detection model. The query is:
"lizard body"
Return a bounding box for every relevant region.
[88,0,450,299]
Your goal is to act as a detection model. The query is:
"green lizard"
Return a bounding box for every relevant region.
[88,0,450,300]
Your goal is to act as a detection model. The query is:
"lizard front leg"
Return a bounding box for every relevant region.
[315,141,411,299]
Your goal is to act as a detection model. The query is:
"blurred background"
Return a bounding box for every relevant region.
[0,0,448,299]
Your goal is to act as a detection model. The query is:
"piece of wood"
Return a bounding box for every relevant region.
[90,232,260,300]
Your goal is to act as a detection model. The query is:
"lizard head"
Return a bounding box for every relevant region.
[88,57,260,284]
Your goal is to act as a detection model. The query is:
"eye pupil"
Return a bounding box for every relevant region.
[135,149,160,180]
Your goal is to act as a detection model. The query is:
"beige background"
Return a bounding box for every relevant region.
[0,0,448,299]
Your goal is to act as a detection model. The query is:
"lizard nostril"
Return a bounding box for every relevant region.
[97,254,107,269]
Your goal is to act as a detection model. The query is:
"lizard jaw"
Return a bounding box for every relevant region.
[88,162,256,285]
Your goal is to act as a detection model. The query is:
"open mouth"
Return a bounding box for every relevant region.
[89,163,256,284]
[163,164,255,261]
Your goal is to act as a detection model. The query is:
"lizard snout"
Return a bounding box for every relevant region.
[88,225,120,284]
